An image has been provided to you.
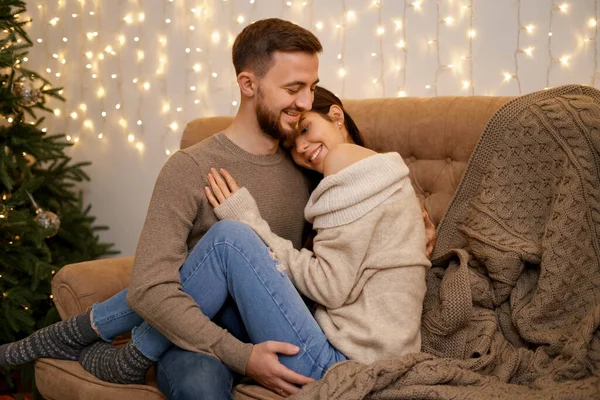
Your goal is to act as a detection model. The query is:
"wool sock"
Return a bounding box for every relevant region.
[0,308,99,365]
[79,340,154,385]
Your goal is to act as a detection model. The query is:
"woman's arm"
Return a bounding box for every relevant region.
[206,169,369,308]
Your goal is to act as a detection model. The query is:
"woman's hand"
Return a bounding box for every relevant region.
[419,200,436,259]
[205,168,240,208]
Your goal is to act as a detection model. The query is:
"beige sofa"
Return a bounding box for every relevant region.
[34,95,513,400]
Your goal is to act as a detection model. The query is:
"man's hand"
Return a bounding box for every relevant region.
[246,341,314,397]
[419,200,436,259]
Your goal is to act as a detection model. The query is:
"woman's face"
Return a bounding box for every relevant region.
[286,109,350,174]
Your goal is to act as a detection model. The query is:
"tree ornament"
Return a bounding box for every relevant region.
[12,76,42,107]
[34,208,60,238]
[0,203,7,219]
[26,190,60,238]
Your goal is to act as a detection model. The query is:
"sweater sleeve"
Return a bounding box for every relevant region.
[215,188,368,309]
[127,151,253,374]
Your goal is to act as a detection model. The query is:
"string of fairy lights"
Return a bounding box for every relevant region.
[24,0,596,157]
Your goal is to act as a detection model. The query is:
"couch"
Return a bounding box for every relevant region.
[34,95,514,400]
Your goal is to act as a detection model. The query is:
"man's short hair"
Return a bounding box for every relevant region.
[232,18,323,78]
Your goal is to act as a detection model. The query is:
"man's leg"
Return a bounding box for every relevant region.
[156,296,247,400]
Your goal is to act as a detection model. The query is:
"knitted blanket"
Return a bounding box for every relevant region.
[290,85,600,400]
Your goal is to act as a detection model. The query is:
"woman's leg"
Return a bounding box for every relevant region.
[81,220,345,384]
[142,220,346,378]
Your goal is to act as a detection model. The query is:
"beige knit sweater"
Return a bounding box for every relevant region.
[216,152,431,363]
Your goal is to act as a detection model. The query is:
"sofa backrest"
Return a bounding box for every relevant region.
[181,96,513,225]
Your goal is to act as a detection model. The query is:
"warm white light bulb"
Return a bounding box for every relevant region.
[237,15,245,24]
[396,40,406,49]
[412,1,421,10]
[143,82,150,90]
[193,63,202,72]
[468,29,476,38]
[462,81,470,89]
[558,3,568,13]
[212,32,221,43]
[346,10,356,22]
[170,122,178,131]
[444,17,454,25]
[315,21,323,30]
[524,47,534,57]
[559,55,570,66]
[70,112,78,119]
[377,26,385,36]
[128,134,135,142]
[503,72,513,82]
[397,90,407,97]
[338,68,346,77]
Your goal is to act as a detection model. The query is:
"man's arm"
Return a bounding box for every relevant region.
[126,151,252,374]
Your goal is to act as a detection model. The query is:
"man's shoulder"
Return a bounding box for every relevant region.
[180,133,222,157]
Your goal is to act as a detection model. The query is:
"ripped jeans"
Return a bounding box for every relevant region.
[91,220,347,380]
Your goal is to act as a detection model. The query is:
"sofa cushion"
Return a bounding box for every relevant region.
[35,358,165,400]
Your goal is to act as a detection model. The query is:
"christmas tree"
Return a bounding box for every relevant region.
[0,0,117,388]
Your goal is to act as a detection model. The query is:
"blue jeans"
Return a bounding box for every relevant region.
[91,220,346,382]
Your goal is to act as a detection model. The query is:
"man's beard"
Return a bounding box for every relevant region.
[256,88,295,141]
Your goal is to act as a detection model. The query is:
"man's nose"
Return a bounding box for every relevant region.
[295,88,313,111]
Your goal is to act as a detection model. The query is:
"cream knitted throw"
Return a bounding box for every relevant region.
[291,85,600,399]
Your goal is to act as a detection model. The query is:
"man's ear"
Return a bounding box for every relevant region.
[328,105,344,126]
[238,72,256,98]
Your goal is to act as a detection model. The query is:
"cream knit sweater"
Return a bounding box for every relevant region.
[215,152,431,364]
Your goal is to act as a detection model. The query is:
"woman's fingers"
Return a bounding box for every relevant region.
[220,169,241,193]
[204,186,220,208]
[208,173,226,204]
[210,168,232,198]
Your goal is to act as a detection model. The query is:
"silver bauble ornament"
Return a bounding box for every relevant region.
[34,208,60,238]
[12,76,41,107]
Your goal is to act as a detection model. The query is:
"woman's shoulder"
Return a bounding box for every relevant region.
[323,143,378,177]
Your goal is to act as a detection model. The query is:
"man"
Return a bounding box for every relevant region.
[129,18,323,399]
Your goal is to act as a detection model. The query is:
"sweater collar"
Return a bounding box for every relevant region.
[304,152,409,229]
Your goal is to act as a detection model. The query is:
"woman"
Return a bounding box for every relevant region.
[0,87,431,396]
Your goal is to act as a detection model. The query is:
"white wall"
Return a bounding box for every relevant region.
[25,0,597,256]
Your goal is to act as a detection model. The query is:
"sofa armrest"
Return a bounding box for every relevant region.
[52,256,134,320]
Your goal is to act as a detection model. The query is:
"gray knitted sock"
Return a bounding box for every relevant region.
[79,340,153,384]
[0,308,99,365]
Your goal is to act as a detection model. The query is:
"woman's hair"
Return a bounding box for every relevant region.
[311,86,365,146]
